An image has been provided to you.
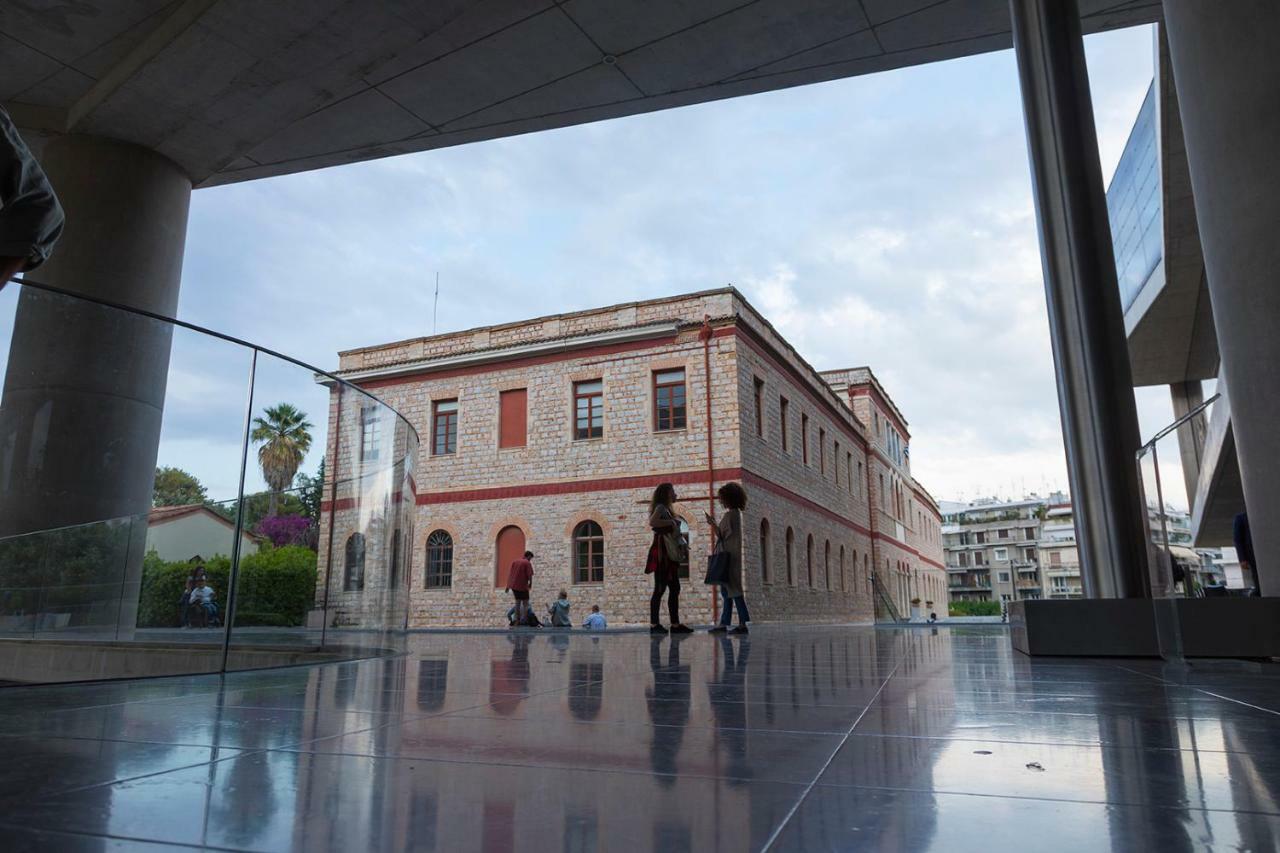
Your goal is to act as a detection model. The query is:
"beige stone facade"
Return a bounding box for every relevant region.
[317,288,944,627]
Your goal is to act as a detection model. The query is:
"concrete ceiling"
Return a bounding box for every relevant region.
[2,0,1160,188]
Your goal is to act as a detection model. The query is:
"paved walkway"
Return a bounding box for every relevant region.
[0,625,1277,851]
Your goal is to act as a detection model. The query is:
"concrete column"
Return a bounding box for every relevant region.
[0,135,191,631]
[1169,380,1205,505]
[1162,2,1280,597]
[1009,0,1151,598]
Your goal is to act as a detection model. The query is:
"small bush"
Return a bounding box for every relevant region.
[138,546,316,628]
[949,600,1003,617]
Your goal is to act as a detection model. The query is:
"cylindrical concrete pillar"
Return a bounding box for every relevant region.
[0,135,191,630]
[1009,0,1151,598]
[1162,2,1280,596]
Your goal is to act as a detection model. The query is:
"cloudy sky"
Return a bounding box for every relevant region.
[156,23,1162,504]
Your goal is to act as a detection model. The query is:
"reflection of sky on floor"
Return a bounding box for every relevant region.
[2,625,1279,851]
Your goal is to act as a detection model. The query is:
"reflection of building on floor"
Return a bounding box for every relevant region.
[286,629,904,852]
[146,504,262,563]
[317,289,946,627]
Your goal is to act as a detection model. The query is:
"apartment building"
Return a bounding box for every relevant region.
[941,497,1047,605]
[1038,504,1083,599]
[316,288,945,627]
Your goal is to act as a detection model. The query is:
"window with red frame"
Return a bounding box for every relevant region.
[653,368,686,431]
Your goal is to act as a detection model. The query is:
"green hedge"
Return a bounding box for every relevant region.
[949,599,1003,617]
[138,545,317,628]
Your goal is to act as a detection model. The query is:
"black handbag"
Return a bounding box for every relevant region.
[704,545,730,586]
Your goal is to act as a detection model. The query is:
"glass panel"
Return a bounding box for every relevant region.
[0,283,250,681]
[1106,81,1163,312]
[654,369,684,384]
[0,279,418,685]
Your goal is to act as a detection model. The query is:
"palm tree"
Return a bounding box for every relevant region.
[251,403,313,517]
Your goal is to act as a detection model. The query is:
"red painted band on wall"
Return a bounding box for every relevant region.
[413,467,746,505]
[870,531,946,571]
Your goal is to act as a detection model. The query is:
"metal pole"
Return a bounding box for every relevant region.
[1009,0,1150,599]
[319,386,344,648]
[220,349,258,674]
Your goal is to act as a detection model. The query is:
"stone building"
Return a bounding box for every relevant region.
[316,288,945,627]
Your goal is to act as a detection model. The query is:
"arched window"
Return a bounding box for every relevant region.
[495,525,526,587]
[785,528,795,585]
[806,535,814,587]
[425,530,453,589]
[573,520,604,584]
[824,540,831,590]
[760,519,771,584]
[840,546,846,592]
[344,533,365,592]
[390,528,403,589]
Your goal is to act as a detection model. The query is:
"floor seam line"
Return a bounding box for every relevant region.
[759,639,910,852]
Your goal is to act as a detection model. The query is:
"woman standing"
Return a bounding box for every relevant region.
[707,482,751,634]
[646,482,693,634]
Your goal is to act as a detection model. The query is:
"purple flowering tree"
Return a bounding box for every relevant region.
[257,513,314,548]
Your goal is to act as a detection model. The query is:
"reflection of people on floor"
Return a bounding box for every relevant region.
[489,634,531,716]
[646,634,690,784]
[709,633,753,783]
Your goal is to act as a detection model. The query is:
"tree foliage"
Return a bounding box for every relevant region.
[137,545,318,628]
[153,466,208,507]
[251,403,313,517]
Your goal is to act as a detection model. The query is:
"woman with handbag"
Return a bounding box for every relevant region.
[646,482,693,635]
[706,482,751,634]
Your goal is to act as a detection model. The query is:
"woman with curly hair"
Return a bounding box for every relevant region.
[707,481,750,634]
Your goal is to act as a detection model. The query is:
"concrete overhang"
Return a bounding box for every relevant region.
[2,0,1159,188]
[1125,32,1218,387]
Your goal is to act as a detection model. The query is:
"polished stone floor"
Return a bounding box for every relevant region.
[1,625,1278,851]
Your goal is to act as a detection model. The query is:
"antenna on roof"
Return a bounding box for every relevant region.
[432,271,440,335]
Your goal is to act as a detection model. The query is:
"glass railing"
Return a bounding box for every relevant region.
[1106,80,1162,313]
[0,278,418,684]
[1135,392,1223,660]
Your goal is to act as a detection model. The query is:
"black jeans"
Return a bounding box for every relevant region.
[650,573,681,625]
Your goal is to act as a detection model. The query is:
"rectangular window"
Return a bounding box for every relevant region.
[879,474,885,509]
[847,452,854,492]
[818,428,826,475]
[976,531,987,544]
[856,459,862,496]
[999,571,1011,583]
[958,552,969,567]
[432,399,458,456]
[653,369,686,431]
[801,414,810,464]
[360,406,380,461]
[780,397,789,451]
[1023,527,1036,540]
[834,440,840,482]
[498,388,527,448]
[573,380,604,440]
[994,547,1008,561]
[753,376,764,438]
[998,528,1010,540]
[1050,551,1062,566]
[974,552,985,566]
[1024,547,1037,561]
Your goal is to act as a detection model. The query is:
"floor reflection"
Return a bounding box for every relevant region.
[1,626,1278,851]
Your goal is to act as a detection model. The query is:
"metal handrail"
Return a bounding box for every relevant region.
[7,275,420,446]
[1137,392,1220,455]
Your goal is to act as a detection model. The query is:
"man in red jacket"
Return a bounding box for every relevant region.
[505,550,535,626]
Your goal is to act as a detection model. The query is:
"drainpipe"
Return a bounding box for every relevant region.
[700,315,716,624]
